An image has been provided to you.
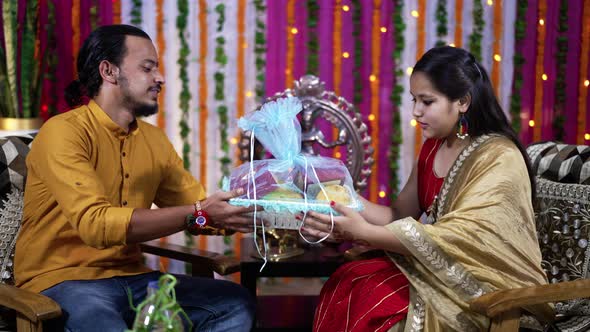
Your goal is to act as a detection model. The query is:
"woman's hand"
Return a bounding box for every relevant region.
[300,201,373,246]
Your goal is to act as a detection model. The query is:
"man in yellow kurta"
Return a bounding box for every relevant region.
[15,24,255,332]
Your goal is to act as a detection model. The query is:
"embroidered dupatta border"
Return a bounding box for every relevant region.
[386,135,498,331]
[435,134,492,221]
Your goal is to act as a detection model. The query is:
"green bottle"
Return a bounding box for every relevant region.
[129,275,189,332]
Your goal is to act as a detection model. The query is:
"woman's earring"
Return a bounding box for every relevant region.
[457,113,469,140]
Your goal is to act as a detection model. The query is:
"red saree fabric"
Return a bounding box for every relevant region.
[313,139,445,332]
[417,138,445,212]
[314,257,410,332]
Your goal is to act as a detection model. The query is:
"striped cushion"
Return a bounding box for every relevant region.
[527,141,590,185]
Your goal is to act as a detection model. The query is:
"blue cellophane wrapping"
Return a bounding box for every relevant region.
[224,97,363,228]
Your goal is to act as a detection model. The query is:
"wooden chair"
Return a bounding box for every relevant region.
[468,141,590,331]
[0,134,239,332]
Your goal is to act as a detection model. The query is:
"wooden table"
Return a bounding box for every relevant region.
[240,238,346,331]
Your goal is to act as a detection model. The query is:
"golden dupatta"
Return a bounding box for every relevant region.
[386,135,547,331]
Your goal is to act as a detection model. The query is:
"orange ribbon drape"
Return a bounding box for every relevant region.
[72,0,81,75]
[155,0,168,272]
[198,0,209,251]
[233,0,247,281]
[454,0,463,47]
[235,0,247,165]
[414,0,426,158]
[236,0,246,133]
[491,0,503,95]
[533,1,547,142]
[578,1,590,144]
[112,1,121,24]
[285,0,296,88]
[369,0,381,202]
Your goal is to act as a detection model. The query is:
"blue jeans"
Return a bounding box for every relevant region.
[41,271,255,332]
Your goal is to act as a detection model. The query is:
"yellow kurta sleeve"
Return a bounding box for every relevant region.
[151,131,235,236]
[27,117,134,249]
[153,133,206,207]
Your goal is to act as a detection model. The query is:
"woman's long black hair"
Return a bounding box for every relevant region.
[64,24,151,107]
[413,46,536,200]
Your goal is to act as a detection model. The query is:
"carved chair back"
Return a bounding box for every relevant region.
[527,141,590,331]
[0,134,36,331]
[0,135,35,286]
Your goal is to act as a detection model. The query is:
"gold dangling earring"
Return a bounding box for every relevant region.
[456,113,469,140]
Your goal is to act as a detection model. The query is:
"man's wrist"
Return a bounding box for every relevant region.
[185,200,210,235]
[199,197,211,211]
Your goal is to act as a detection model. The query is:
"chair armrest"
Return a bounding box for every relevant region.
[469,279,590,323]
[140,240,240,276]
[0,283,61,322]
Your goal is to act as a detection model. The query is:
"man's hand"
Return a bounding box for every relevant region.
[201,189,259,233]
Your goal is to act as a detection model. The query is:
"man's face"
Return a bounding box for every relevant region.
[116,36,164,117]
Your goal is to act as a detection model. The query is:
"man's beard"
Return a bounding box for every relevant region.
[119,75,159,117]
[132,103,159,117]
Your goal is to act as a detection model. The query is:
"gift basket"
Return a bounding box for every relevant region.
[224,97,363,252]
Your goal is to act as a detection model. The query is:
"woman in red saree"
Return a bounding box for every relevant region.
[304,46,547,331]
[313,138,444,332]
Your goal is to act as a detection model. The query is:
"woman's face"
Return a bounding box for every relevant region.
[410,71,466,140]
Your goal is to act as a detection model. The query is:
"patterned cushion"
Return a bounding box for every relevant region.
[535,178,590,282]
[534,178,590,332]
[528,141,590,332]
[528,141,590,185]
[554,316,590,332]
[0,135,34,210]
[0,135,34,332]
[0,135,34,285]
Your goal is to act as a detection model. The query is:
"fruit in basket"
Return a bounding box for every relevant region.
[315,184,352,205]
[263,187,303,200]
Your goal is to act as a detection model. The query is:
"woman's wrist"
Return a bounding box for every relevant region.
[363,223,410,255]
[360,199,394,226]
[353,223,378,247]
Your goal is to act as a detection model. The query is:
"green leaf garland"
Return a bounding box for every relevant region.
[213,3,231,182]
[90,0,98,31]
[306,0,319,75]
[390,0,405,202]
[213,3,234,254]
[468,0,484,62]
[176,0,191,170]
[509,0,528,134]
[176,0,194,269]
[130,0,142,26]
[435,0,448,47]
[253,0,266,102]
